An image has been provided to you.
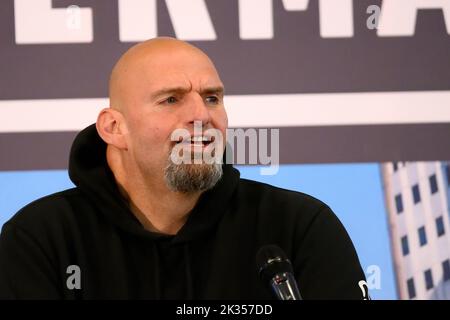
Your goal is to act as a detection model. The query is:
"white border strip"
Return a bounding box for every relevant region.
[1,91,450,133]
[226,91,450,127]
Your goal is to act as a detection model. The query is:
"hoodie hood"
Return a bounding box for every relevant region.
[68,124,240,244]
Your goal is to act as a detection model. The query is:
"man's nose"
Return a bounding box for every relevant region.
[188,94,211,126]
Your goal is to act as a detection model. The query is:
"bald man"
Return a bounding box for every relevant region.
[0,38,367,300]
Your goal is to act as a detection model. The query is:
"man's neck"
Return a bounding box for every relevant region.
[122,180,201,235]
[107,147,202,235]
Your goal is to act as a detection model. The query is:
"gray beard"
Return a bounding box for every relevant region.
[164,160,223,193]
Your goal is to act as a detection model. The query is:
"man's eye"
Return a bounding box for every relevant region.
[164,96,178,104]
[205,96,219,104]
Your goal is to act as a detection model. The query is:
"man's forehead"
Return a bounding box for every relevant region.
[146,70,222,90]
[109,38,223,106]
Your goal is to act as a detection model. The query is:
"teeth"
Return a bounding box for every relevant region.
[189,136,210,142]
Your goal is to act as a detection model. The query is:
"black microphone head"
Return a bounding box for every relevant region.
[256,245,294,285]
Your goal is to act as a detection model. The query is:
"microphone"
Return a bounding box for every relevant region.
[256,245,302,300]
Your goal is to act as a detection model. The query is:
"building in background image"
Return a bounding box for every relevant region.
[381,161,450,299]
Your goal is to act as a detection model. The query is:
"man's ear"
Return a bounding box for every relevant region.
[96,108,128,150]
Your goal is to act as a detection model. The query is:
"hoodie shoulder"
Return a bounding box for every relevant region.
[237,178,328,215]
[234,179,366,299]
[2,188,85,233]
[234,178,333,246]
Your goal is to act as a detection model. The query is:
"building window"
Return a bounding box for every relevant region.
[407,278,416,299]
[393,162,398,172]
[436,216,445,237]
[412,184,421,204]
[424,269,434,290]
[429,174,438,194]
[418,226,427,246]
[443,260,450,282]
[395,194,403,214]
[401,235,409,256]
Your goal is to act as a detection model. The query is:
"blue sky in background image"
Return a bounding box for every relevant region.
[0,163,397,299]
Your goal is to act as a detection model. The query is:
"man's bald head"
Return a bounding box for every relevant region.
[108,37,220,113]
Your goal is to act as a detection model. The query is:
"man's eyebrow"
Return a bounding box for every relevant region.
[201,86,225,95]
[150,86,191,100]
[150,85,225,100]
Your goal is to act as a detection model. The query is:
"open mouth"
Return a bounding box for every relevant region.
[176,135,214,147]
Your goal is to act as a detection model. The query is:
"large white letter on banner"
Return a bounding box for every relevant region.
[378,0,450,36]
[238,0,353,39]
[14,0,93,44]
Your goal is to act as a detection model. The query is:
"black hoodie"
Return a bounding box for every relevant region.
[0,124,367,300]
